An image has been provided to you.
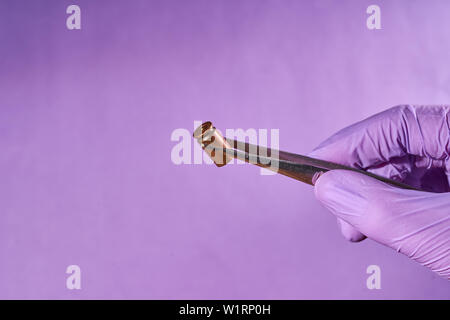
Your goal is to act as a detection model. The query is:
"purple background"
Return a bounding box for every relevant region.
[0,0,449,299]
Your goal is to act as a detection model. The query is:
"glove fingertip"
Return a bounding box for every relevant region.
[337,218,367,242]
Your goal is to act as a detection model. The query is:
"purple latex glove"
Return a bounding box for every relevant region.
[310,105,450,279]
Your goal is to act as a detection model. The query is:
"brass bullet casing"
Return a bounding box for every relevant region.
[193,121,233,167]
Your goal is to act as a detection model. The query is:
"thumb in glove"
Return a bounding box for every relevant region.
[314,169,450,279]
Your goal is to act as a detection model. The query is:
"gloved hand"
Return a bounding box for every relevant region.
[309,105,450,279]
